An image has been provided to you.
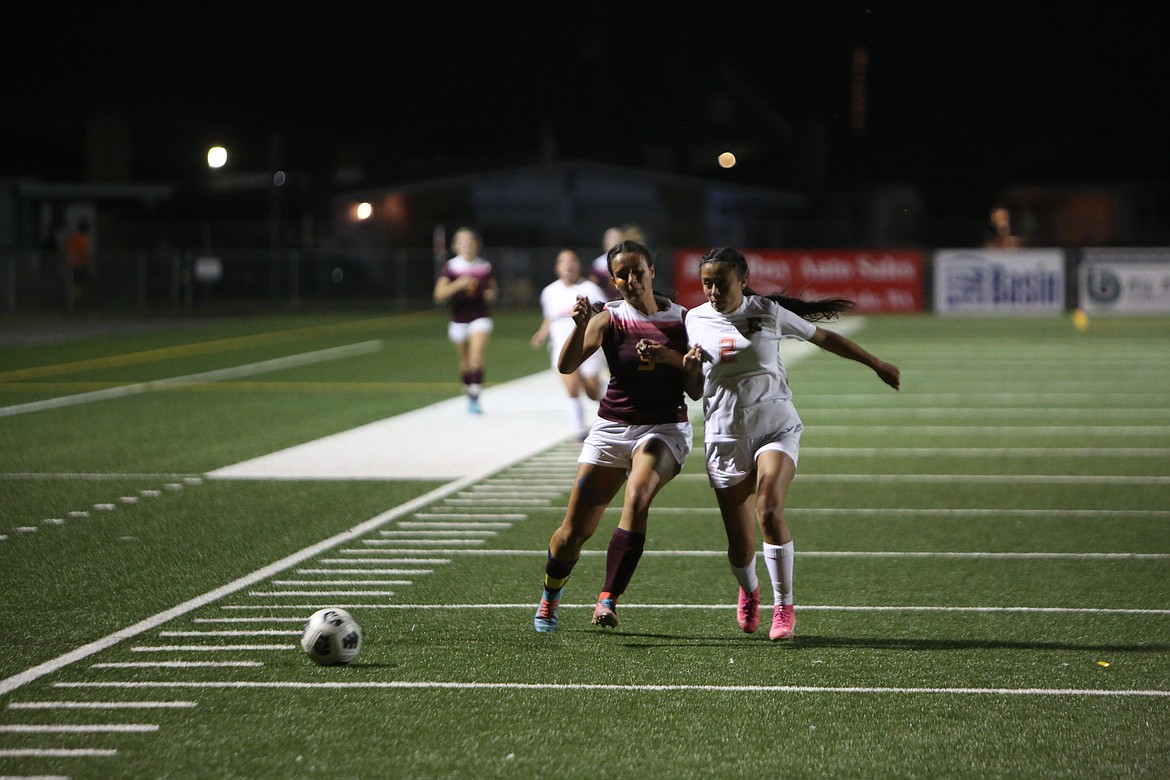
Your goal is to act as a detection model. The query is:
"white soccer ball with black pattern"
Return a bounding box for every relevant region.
[301,608,363,666]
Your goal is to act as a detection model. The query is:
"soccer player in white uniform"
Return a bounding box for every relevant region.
[686,246,901,640]
[531,249,609,439]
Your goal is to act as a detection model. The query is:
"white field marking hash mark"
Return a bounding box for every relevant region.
[0,723,158,733]
[8,700,196,709]
[0,470,487,696]
[131,645,297,652]
[92,661,264,668]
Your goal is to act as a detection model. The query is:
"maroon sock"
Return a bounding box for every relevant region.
[602,528,645,599]
[544,551,576,590]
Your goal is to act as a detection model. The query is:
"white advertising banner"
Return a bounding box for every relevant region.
[934,249,1065,315]
[1079,248,1170,314]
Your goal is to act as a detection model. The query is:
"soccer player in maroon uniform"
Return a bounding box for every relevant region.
[534,240,702,632]
[433,227,498,413]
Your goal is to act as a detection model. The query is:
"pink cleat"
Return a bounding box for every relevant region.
[591,595,619,628]
[737,587,760,634]
[769,604,795,641]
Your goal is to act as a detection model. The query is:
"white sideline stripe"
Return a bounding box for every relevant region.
[0,341,382,418]
[802,448,1170,457]
[131,645,295,652]
[8,701,196,709]
[0,466,497,696]
[51,681,1170,698]
[674,473,1170,485]
[0,724,158,733]
[0,748,117,757]
[92,662,264,668]
[206,370,596,480]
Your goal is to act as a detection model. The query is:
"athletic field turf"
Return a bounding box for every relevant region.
[1,310,1168,777]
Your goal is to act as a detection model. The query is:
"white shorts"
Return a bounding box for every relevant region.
[579,419,693,473]
[705,422,803,489]
[447,317,493,344]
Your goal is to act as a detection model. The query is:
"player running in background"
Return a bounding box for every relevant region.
[588,226,625,299]
[433,226,498,414]
[531,248,610,440]
[685,246,900,640]
[534,239,701,632]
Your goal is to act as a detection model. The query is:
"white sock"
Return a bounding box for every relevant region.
[730,553,759,594]
[565,397,585,434]
[467,383,482,399]
[763,541,794,606]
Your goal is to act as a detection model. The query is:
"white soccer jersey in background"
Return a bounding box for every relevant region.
[539,277,608,374]
[686,295,816,441]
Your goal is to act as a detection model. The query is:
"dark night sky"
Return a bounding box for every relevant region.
[3,2,1168,218]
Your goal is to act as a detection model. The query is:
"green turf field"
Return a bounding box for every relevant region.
[1,310,1168,778]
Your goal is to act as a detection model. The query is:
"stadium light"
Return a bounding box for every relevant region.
[718,151,737,169]
[207,146,228,169]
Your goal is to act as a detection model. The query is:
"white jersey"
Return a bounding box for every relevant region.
[539,277,608,373]
[686,295,817,441]
[540,278,608,343]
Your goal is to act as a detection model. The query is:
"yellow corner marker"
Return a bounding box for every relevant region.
[1072,309,1090,331]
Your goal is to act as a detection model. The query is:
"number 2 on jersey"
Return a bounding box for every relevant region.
[719,337,737,363]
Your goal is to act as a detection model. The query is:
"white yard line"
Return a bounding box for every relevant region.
[0,340,382,418]
[52,680,1170,698]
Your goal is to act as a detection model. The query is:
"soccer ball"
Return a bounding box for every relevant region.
[300,608,363,666]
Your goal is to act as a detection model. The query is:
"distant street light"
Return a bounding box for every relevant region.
[718,151,737,169]
[207,146,228,169]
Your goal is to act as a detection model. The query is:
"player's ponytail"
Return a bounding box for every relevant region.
[699,246,854,322]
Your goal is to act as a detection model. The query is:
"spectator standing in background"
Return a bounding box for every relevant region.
[64,222,93,309]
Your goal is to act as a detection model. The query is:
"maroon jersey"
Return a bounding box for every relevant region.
[441,256,493,324]
[598,299,690,425]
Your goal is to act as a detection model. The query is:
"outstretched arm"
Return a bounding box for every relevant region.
[810,327,900,390]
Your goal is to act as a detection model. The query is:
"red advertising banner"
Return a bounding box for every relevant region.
[673,249,924,313]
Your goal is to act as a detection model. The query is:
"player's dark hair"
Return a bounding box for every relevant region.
[699,246,853,322]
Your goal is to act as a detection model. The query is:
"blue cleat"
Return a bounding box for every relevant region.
[534,587,562,632]
[468,398,483,415]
